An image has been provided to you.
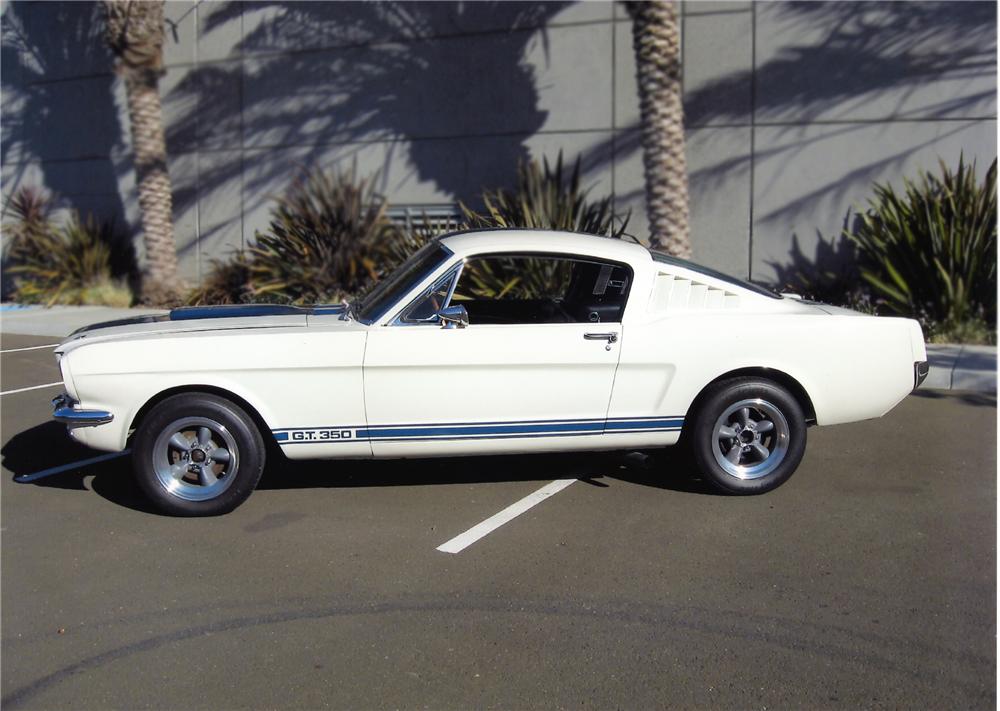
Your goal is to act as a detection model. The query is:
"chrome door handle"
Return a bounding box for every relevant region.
[584,332,618,343]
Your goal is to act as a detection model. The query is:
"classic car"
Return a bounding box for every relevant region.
[51,229,929,515]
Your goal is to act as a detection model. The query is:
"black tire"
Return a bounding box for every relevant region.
[132,393,265,516]
[689,377,806,495]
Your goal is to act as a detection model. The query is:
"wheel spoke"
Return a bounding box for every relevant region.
[199,465,218,486]
[717,425,737,439]
[169,432,193,451]
[725,443,742,465]
[711,398,792,480]
[153,416,242,502]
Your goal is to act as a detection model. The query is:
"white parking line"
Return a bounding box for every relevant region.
[0,343,59,353]
[14,451,130,483]
[0,381,62,396]
[436,478,578,554]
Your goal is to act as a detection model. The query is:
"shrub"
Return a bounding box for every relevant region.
[461,152,630,238]
[192,167,410,305]
[186,251,256,306]
[458,153,631,298]
[2,187,136,306]
[246,166,405,304]
[848,156,997,340]
[190,154,632,305]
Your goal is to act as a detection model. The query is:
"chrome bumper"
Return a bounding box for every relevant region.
[52,393,114,427]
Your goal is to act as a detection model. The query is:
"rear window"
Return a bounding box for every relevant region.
[650,251,782,299]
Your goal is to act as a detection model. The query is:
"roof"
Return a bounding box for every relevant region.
[438,229,653,264]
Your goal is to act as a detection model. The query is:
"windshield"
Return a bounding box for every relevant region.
[649,250,782,299]
[355,242,453,323]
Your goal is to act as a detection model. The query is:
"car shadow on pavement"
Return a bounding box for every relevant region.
[253,446,717,495]
[2,422,160,514]
[3,423,718,515]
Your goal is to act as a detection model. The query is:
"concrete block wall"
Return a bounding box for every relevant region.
[678,1,997,282]
[1,1,996,286]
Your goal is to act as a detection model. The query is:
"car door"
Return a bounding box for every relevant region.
[362,253,632,457]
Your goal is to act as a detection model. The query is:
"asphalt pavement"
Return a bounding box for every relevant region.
[0,332,996,709]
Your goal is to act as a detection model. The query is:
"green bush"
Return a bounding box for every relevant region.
[186,251,256,306]
[2,187,136,306]
[461,152,630,238]
[848,156,996,342]
[192,167,412,305]
[247,167,405,304]
[191,154,632,306]
[457,153,631,299]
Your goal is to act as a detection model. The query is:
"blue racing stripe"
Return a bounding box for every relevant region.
[361,420,606,439]
[604,418,684,430]
[273,415,684,444]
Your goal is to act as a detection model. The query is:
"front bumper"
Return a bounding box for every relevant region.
[914,360,930,390]
[52,393,114,427]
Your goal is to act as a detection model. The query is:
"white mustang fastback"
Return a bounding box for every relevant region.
[52,230,928,515]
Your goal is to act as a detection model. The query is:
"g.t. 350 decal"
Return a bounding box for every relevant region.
[279,428,354,442]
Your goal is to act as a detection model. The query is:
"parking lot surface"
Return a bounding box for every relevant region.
[1,332,996,709]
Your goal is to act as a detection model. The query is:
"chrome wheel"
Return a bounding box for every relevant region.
[151,417,240,501]
[712,398,790,480]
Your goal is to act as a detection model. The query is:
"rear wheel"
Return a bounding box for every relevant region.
[690,378,806,494]
[132,393,265,516]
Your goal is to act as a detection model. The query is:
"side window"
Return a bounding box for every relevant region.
[398,269,458,324]
[451,255,630,325]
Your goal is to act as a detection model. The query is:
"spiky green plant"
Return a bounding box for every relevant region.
[461,152,630,238]
[386,212,460,268]
[3,187,136,306]
[188,155,632,305]
[848,156,996,339]
[244,166,404,304]
[459,152,630,297]
[2,187,53,267]
[186,251,256,305]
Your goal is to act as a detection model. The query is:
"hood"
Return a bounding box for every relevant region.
[58,303,350,354]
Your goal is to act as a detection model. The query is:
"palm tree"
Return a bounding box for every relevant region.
[103,0,181,304]
[624,0,691,258]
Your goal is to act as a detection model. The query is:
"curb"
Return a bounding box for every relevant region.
[924,344,997,394]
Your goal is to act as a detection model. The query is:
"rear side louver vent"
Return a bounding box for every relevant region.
[650,272,740,311]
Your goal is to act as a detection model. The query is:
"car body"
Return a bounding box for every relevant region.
[52,230,928,514]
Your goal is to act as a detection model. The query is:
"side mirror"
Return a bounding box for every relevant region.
[438,304,469,329]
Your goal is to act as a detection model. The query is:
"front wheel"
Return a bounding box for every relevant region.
[689,378,806,495]
[132,393,265,516]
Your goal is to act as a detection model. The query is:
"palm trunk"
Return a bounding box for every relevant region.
[104,0,181,305]
[626,0,691,258]
[123,67,179,301]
